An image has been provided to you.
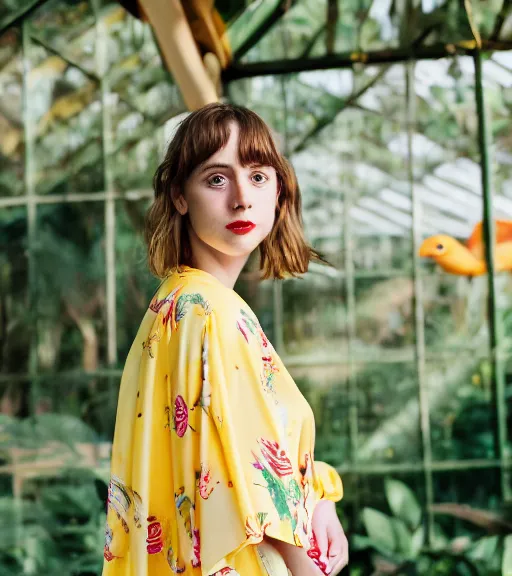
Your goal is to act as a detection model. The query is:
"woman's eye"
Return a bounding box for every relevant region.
[208,175,225,187]
[252,173,267,184]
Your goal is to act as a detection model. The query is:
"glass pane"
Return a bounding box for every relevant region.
[112,114,177,193]
[290,364,350,467]
[0,27,24,197]
[427,355,496,461]
[116,198,159,363]
[35,202,107,372]
[0,1,38,27]
[354,275,414,358]
[236,0,499,63]
[422,273,489,353]
[229,69,353,158]
[433,468,502,524]
[20,469,106,575]
[500,356,512,453]
[415,57,483,281]
[228,74,290,147]
[282,273,346,358]
[348,65,411,275]
[432,468,504,573]
[0,377,30,418]
[240,0,328,63]
[0,473,13,498]
[32,374,115,440]
[345,472,426,530]
[356,362,421,463]
[341,473,427,574]
[106,6,186,192]
[0,377,30,500]
[0,207,29,373]
[27,0,96,74]
[28,42,103,195]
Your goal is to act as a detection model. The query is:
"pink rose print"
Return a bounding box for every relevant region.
[103,545,115,562]
[236,320,249,343]
[192,528,201,567]
[213,568,240,575]
[198,464,219,500]
[259,438,293,477]
[258,326,269,348]
[174,395,188,437]
[162,301,176,325]
[146,516,164,555]
[149,286,182,326]
[307,533,329,574]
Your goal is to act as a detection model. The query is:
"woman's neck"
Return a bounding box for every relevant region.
[188,231,248,289]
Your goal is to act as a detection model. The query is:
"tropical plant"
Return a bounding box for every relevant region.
[351,478,512,575]
[0,413,108,576]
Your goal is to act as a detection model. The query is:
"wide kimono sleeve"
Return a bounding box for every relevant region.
[314,460,343,502]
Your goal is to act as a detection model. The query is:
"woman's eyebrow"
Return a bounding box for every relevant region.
[199,162,232,174]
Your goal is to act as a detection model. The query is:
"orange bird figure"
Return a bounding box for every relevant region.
[419,220,512,276]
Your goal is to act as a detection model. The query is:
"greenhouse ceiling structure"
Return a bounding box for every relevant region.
[1,0,512,572]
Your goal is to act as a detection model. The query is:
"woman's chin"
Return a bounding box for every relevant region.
[219,234,263,256]
[216,242,259,260]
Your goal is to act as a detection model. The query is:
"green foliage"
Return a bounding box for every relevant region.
[503,535,512,575]
[386,478,422,531]
[352,478,512,575]
[0,415,107,575]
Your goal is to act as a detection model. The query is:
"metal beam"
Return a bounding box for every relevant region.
[223,41,512,81]
[0,0,49,34]
[407,59,434,545]
[474,49,510,501]
[231,0,296,61]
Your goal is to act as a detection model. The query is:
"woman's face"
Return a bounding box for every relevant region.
[177,122,279,262]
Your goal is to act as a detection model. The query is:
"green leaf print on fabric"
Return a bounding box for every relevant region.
[252,439,302,534]
[257,512,269,526]
[240,309,258,335]
[175,293,211,322]
[288,479,301,502]
[236,309,279,395]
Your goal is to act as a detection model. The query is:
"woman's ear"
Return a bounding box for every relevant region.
[173,194,188,215]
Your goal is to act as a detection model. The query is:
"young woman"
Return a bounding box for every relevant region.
[102,103,348,576]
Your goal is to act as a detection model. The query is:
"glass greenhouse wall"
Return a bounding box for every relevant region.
[0,0,511,574]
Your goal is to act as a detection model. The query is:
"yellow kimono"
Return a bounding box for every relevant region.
[102,266,343,576]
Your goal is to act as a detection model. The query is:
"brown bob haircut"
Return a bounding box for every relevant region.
[145,102,327,280]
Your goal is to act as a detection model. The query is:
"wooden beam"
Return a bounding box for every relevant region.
[139,0,218,110]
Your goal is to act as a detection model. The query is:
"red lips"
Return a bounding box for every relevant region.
[226,220,256,235]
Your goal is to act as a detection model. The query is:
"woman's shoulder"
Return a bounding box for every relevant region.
[148,268,254,325]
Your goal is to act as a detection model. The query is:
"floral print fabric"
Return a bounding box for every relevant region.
[102,267,343,576]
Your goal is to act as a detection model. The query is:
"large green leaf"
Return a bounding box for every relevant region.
[504,535,512,576]
[467,535,500,563]
[392,517,414,559]
[385,478,422,530]
[362,507,397,554]
[411,525,425,556]
[431,522,450,551]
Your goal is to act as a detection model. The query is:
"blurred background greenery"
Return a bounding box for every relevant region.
[1,0,512,574]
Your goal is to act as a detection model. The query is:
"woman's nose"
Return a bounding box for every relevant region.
[232,179,252,210]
